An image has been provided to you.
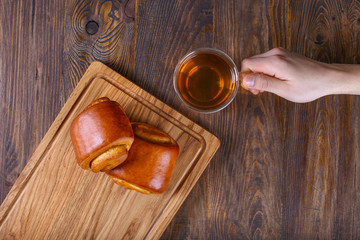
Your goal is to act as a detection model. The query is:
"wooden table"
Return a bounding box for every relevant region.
[1,0,359,239]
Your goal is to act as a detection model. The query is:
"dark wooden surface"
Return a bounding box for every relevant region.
[1,0,360,239]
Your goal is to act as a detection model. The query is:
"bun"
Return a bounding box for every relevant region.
[106,123,179,194]
[70,97,134,172]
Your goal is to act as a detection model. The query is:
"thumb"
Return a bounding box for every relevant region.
[242,73,286,94]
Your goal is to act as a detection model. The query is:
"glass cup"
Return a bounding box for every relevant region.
[173,48,239,113]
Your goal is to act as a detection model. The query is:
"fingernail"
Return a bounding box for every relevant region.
[243,76,254,88]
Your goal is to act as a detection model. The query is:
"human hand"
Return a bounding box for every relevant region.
[241,48,360,103]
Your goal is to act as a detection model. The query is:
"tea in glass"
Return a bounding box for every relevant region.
[173,48,239,113]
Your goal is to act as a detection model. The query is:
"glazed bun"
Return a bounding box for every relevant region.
[70,97,134,173]
[106,123,179,194]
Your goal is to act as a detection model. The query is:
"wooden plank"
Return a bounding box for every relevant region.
[134,0,214,105]
[196,1,287,239]
[63,0,136,87]
[133,2,215,238]
[283,1,360,239]
[0,0,68,205]
[289,0,360,62]
[353,98,360,239]
[0,62,220,239]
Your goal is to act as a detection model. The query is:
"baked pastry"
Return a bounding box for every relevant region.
[70,97,134,172]
[106,122,179,194]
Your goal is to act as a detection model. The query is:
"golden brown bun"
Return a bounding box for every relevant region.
[70,97,134,172]
[106,123,179,194]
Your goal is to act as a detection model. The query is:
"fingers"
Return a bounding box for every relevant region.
[241,55,289,77]
[250,47,289,59]
[249,89,260,95]
[240,48,292,97]
[241,47,292,75]
[242,73,287,96]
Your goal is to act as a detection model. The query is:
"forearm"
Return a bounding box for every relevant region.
[330,64,360,95]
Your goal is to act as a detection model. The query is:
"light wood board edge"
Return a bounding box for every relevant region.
[0,61,221,239]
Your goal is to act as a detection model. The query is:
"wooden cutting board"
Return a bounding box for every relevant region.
[0,62,220,239]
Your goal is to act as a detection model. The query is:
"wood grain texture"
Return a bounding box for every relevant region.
[0,0,67,206]
[64,0,136,86]
[134,0,214,104]
[1,0,360,239]
[283,1,360,239]
[0,62,220,239]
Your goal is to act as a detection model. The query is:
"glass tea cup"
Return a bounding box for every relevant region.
[173,48,239,113]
